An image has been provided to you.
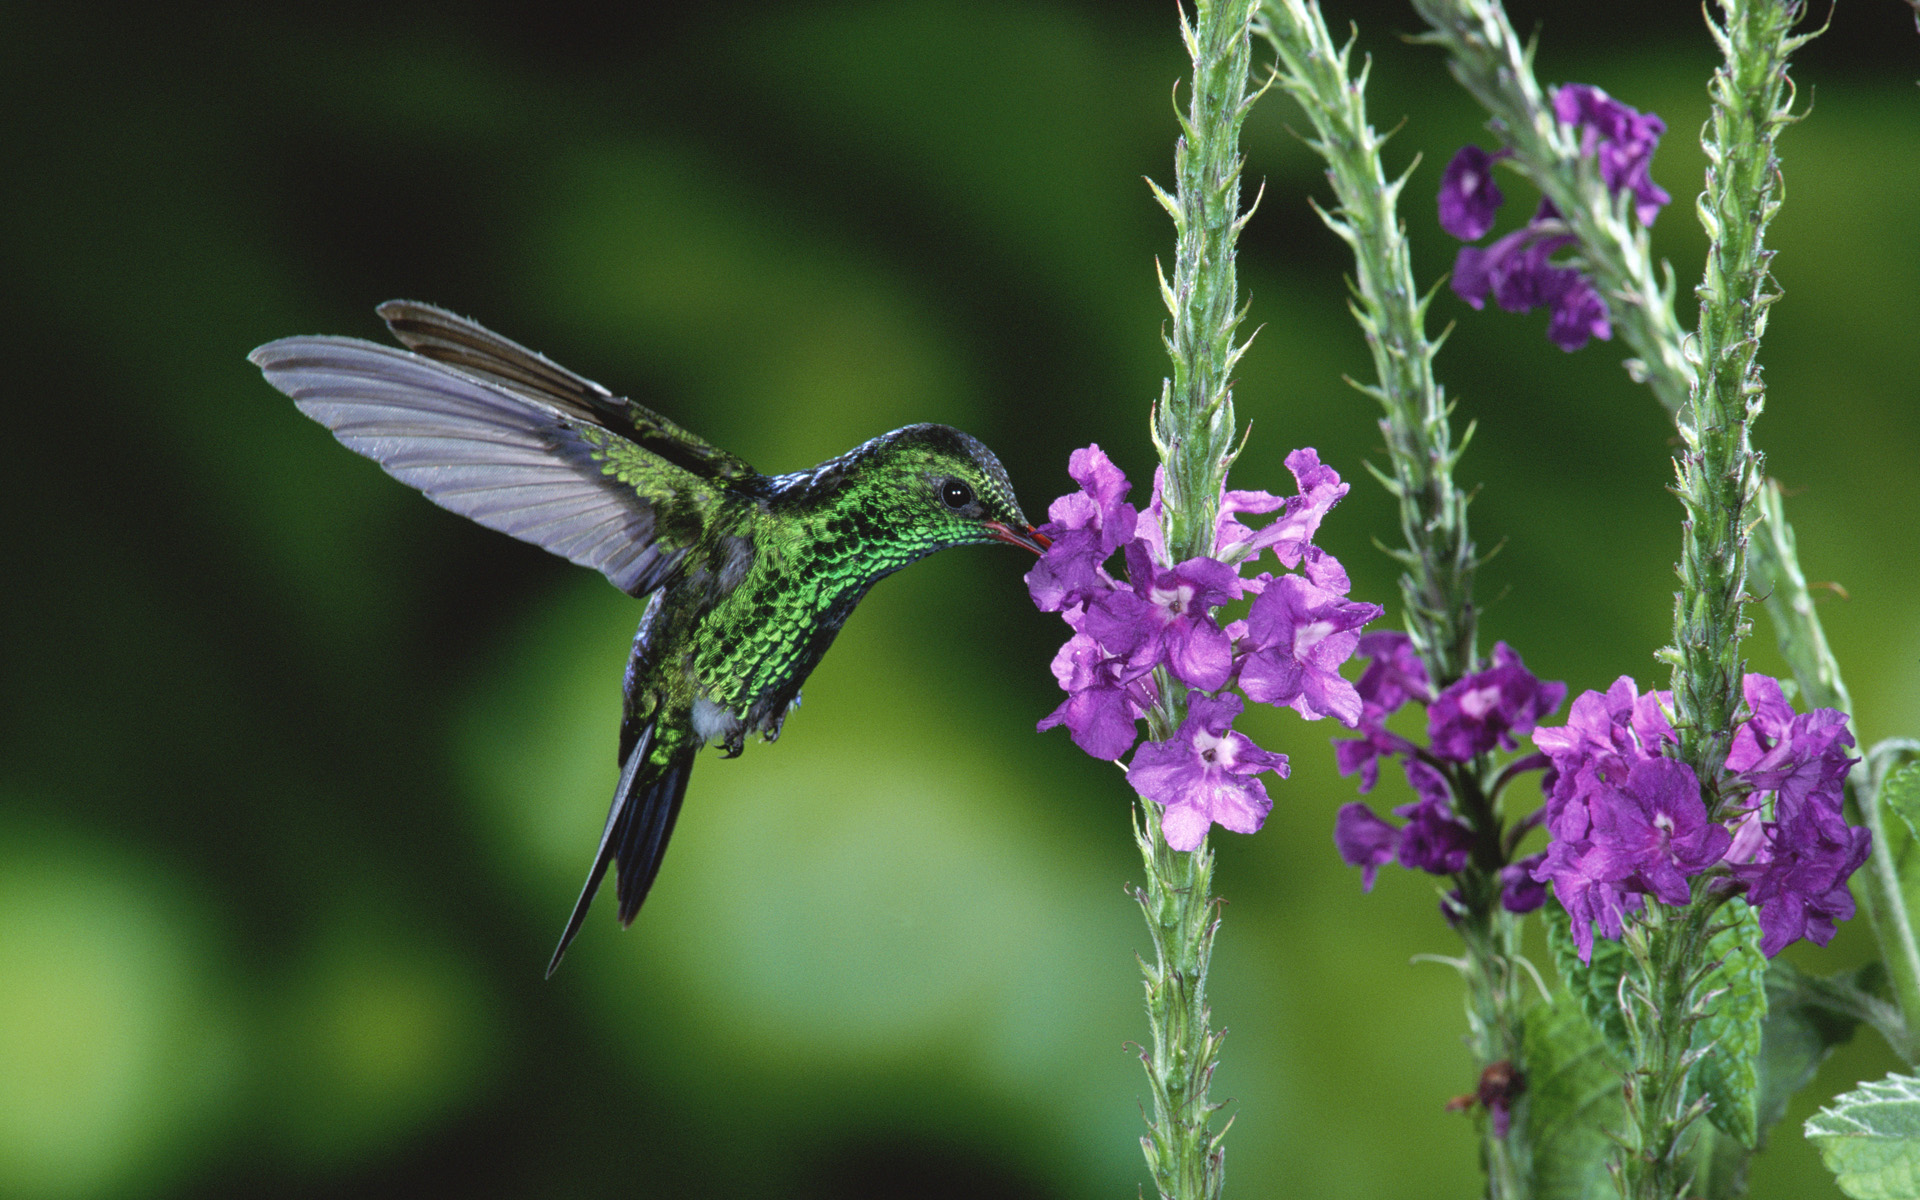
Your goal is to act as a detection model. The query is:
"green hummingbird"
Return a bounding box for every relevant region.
[251,301,1047,975]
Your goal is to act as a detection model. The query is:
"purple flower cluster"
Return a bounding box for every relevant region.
[1439,84,1671,352]
[1532,674,1867,960]
[1332,633,1565,908]
[1029,446,1381,851]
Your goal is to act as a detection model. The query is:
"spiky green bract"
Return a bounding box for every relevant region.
[1254,5,1536,1196]
[1135,3,1262,1198]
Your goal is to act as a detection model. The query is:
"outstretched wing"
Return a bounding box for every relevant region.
[250,306,758,597]
[375,301,759,485]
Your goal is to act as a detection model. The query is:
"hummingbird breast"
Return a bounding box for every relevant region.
[680,495,916,752]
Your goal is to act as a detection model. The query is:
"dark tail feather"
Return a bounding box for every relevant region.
[545,723,696,977]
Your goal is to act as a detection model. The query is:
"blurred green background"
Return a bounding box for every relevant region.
[2,2,1916,1196]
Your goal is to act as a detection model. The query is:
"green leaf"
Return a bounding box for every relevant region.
[1526,986,1627,1200]
[1882,763,1920,842]
[1690,958,1869,1198]
[1545,903,1633,1062]
[1806,1073,1920,1199]
[1691,898,1767,1146]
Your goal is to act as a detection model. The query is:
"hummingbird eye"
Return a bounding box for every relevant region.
[939,478,975,510]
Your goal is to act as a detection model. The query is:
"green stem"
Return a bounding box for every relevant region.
[1751,485,1920,1055]
[1134,800,1228,1200]
[1615,900,1720,1200]
[1255,6,1532,1194]
[1408,0,1694,416]
[1135,3,1263,1196]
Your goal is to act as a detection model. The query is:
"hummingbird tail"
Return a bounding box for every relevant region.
[545,722,696,977]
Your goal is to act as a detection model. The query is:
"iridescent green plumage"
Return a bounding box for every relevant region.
[250,302,1044,975]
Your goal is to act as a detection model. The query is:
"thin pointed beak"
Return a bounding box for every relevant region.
[985,521,1051,556]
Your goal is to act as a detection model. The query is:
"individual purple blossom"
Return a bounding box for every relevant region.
[1137,448,1351,572]
[1035,628,1152,760]
[1729,802,1872,957]
[1725,674,1856,824]
[1335,803,1400,891]
[1450,213,1613,353]
[1329,631,1432,794]
[1127,692,1290,851]
[1584,758,1730,905]
[1233,549,1383,726]
[1395,794,1476,876]
[1331,761,1474,886]
[1500,854,1549,913]
[1076,542,1242,692]
[1428,642,1567,763]
[1553,83,1671,226]
[1026,444,1136,613]
[1438,145,1508,241]
[1352,630,1434,716]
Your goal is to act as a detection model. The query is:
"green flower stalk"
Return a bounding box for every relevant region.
[1138,3,1263,1196]
[1417,0,1838,1195]
[1254,3,1533,1197]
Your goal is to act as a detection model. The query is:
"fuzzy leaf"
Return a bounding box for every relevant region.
[1526,988,1626,1200]
[1691,898,1767,1146]
[1545,904,1634,1061]
[1806,1073,1920,1199]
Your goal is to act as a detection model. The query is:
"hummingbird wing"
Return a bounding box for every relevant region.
[250,306,758,597]
[374,301,759,485]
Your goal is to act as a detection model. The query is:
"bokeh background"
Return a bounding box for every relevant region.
[3,2,1917,1197]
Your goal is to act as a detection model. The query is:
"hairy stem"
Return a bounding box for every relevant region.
[1255,4,1532,1195]
[1136,3,1264,1196]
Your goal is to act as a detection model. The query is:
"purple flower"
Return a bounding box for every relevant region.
[1026,445,1136,612]
[1234,549,1382,726]
[1331,632,1431,794]
[1076,543,1242,691]
[1544,273,1612,352]
[1335,802,1400,891]
[1725,674,1856,824]
[1730,802,1872,957]
[1127,692,1289,852]
[1332,763,1474,886]
[1500,854,1549,913]
[1438,145,1508,241]
[1428,642,1567,763]
[1353,631,1434,716]
[1530,672,1869,959]
[1532,755,1727,962]
[1533,675,1676,823]
[1451,217,1612,352]
[1395,791,1476,876]
[1442,81,1668,353]
[1586,758,1730,904]
[1554,84,1671,226]
[1036,630,1151,760]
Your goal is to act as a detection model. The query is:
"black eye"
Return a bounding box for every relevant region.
[940,478,975,510]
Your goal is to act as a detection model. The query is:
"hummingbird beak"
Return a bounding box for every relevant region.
[985,521,1051,556]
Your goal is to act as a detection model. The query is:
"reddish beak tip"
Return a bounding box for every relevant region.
[987,521,1051,556]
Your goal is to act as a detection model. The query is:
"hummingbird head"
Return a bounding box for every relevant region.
[825,424,1048,559]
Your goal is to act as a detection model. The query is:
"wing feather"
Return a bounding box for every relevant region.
[250,335,708,596]
[376,300,759,485]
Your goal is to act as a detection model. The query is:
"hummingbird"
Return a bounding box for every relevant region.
[250,301,1047,975]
